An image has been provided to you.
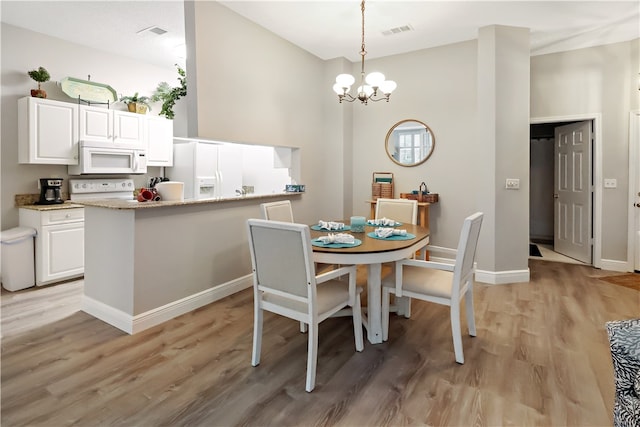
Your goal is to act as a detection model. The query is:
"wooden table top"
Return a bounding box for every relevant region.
[309,222,429,254]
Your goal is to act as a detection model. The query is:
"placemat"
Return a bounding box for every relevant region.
[311,238,362,248]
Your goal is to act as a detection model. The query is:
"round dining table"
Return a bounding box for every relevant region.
[310,222,430,344]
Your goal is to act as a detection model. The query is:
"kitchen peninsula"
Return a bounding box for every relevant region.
[75,193,302,333]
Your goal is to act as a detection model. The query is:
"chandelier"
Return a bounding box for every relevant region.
[333,0,397,104]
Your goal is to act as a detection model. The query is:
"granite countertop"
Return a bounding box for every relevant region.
[71,192,304,210]
[18,201,84,211]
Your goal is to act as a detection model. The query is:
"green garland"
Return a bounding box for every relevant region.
[152,65,187,120]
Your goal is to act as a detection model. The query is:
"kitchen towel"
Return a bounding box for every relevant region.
[317,220,345,230]
[374,227,407,238]
[367,217,400,226]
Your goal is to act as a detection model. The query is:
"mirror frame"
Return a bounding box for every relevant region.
[385,119,435,167]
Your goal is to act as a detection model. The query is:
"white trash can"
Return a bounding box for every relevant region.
[1,227,36,291]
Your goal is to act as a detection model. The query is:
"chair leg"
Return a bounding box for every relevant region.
[300,321,308,333]
[450,303,464,364]
[252,305,263,366]
[402,296,412,318]
[305,322,318,392]
[382,288,391,341]
[352,293,364,352]
[465,282,477,337]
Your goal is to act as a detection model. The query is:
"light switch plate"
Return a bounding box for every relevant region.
[505,178,520,190]
[604,178,617,188]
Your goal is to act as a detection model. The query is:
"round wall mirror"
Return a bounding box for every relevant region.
[385,119,435,167]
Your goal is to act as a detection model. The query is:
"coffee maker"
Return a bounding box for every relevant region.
[37,178,64,205]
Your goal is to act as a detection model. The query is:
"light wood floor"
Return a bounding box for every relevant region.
[2,260,638,426]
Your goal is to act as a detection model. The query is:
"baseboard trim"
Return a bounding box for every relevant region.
[599,259,630,273]
[427,255,530,285]
[82,274,253,334]
[475,268,530,285]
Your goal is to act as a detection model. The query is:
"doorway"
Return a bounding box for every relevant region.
[530,115,601,267]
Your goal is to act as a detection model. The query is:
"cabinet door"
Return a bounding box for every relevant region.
[39,222,84,285]
[79,105,112,142]
[147,116,174,166]
[113,111,145,146]
[18,97,79,164]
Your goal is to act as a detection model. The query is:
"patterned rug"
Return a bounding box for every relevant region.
[598,273,640,291]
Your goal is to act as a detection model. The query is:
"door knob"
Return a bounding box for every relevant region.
[553,194,559,199]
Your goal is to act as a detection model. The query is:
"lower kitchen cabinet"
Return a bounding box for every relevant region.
[19,207,84,286]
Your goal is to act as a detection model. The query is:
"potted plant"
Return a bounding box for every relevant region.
[151,64,187,119]
[119,92,151,114]
[27,66,50,98]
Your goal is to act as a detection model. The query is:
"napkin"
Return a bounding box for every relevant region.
[374,227,407,238]
[367,217,399,226]
[318,220,345,230]
[317,233,355,244]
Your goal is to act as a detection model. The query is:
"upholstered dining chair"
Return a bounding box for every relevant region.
[381,212,483,364]
[375,198,418,225]
[375,197,420,316]
[247,219,364,392]
[260,199,335,329]
[260,200,294,223]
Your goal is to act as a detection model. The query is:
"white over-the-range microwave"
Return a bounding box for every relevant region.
[68,141,147,175]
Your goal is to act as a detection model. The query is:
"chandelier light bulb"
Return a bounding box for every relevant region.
[333,83,347,95]
[336,74,355,87]
[378,80,397,95]
[365,72,385,87]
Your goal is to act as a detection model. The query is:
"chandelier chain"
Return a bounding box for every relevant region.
[360,0,367,74]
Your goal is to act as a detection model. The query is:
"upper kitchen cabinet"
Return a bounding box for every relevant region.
[18,97,79,165]
[146,115,174,167]
[79,105,145,146]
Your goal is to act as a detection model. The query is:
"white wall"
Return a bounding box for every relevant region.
[346,41,480,250]
[531,39,639,261]
[1,23,181,229]
[186,1,337,224]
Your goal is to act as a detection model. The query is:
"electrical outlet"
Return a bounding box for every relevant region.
[505,178,520,190]
[604,178,617,189]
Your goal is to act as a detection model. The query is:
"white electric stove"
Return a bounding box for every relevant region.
[69,178,136,201]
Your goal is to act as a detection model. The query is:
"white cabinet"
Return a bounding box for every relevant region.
[146,115,174,166]
[19,208,84,286]
[18,97,79,165]
[79,105,145,146]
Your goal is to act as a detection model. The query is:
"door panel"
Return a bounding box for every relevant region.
[632,112,640,271]
[554,121,592,263]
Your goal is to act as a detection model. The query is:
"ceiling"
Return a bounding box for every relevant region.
[1,1,638,69]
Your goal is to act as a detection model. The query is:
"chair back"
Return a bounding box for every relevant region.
[247,219,315,300]
[375,198,418,224]
[453,212,484,287]
[260,200,294,223]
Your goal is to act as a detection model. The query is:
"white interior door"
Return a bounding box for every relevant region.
[630,111,640,271]
[554,121,592,263]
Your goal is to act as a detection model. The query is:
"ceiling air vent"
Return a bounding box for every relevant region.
[136,26,168,36]
[381,24,414,37]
